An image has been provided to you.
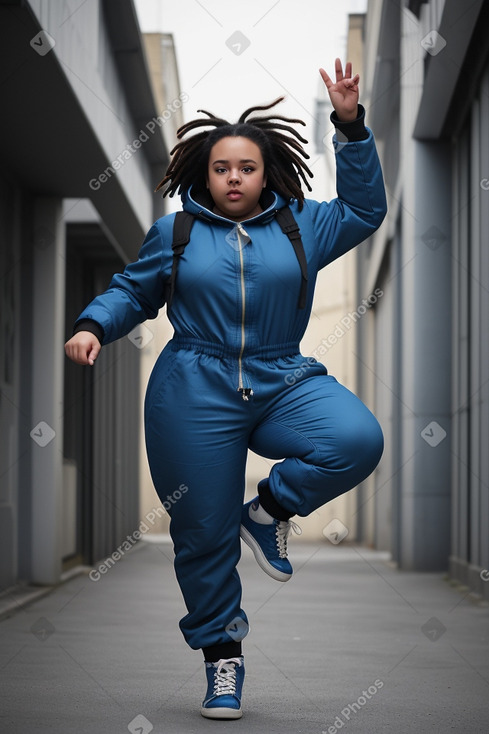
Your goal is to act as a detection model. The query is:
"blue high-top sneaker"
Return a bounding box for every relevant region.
[200,657,245,719]
[240,497,301,582]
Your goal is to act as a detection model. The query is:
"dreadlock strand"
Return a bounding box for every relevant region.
[268,145,313,201]
[175,115,229,139]
[278,142,313,173]
[246,114,307,130]
[260,129,310,159]
[196,109,230,125]
[169,129,208,161]
[237,97,286,123]
[262,131,314,196]
[155,129,211,193]
[251,120,309,146]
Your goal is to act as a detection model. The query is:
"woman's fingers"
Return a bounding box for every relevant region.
[319,67,333,89]
[65,332,101,366]
[335,57,344,82]
[321,61,358,90]
[87,342,101,366]
[344,73,360,88]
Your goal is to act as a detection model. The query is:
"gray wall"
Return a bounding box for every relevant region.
[0,0,170,590]
[356,0,489,596]
[450,62,489,597]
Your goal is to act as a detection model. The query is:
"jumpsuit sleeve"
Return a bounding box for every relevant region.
[73,221,169,346]
[307,124,387,270]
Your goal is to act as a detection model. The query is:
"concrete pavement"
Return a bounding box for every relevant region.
[0,536,488,733]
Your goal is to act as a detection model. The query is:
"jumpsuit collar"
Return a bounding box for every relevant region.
[181,186,289,226]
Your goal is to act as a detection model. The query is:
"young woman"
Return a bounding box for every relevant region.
[65,59,387,720]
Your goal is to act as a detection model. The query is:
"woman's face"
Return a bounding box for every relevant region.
[206,136,267,222]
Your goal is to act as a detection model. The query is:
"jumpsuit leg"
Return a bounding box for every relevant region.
[249,368,384,517]
[144,346,250,651]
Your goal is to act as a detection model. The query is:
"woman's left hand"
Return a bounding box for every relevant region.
[319,58,359,122]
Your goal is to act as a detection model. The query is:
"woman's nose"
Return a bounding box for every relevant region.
[228,169,241,183]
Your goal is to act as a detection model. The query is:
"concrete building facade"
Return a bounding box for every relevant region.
[0,0,176,592]
[355,0,489,598]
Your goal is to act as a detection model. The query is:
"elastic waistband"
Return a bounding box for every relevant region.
[170,337,300,359]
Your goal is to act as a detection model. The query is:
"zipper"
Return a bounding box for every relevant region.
[236,222,253,401]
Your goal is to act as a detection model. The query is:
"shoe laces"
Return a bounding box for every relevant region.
[275,519,302,558]
[212,658,242,696]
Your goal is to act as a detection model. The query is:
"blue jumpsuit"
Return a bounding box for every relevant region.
[75,126,387,652]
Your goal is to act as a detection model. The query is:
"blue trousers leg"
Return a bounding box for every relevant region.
[249,373,384,517]
[144,347,250,651]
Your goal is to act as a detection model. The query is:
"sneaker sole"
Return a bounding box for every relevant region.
[200,706,242,719]
[240,525,292,582]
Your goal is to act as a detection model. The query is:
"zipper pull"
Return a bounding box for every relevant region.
[237,387,254,401]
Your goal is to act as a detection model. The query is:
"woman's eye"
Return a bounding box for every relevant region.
[242,167,254,173]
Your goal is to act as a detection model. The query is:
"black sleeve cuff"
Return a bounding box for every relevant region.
[329,104,368,142]
[73,318,104,344]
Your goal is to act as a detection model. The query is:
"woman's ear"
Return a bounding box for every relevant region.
[263,175,267,188]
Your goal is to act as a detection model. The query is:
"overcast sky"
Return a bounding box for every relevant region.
[134,0,368,198]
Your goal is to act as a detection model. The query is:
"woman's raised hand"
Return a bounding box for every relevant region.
[319,58,359,122]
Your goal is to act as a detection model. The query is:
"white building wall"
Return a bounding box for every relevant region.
[29,0,156,232]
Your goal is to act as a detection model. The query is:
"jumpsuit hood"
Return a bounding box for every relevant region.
[181,185,289,225]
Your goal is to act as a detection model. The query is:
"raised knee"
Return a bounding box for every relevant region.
[362,413,383,454]
[316,412,383,474]
[342,413,383,473]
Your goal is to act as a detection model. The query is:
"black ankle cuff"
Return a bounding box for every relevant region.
[203,641,242,662]
[258,481,294,521]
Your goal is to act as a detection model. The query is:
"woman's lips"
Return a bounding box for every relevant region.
[227,191,242,200]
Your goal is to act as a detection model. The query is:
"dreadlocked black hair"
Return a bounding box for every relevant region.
[155,97,313,210]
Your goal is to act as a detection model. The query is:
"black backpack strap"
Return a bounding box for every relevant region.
[165,211,195,309]
[275,207,308,309]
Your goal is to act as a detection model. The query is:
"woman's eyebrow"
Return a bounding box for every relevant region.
[211,159,258,165]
